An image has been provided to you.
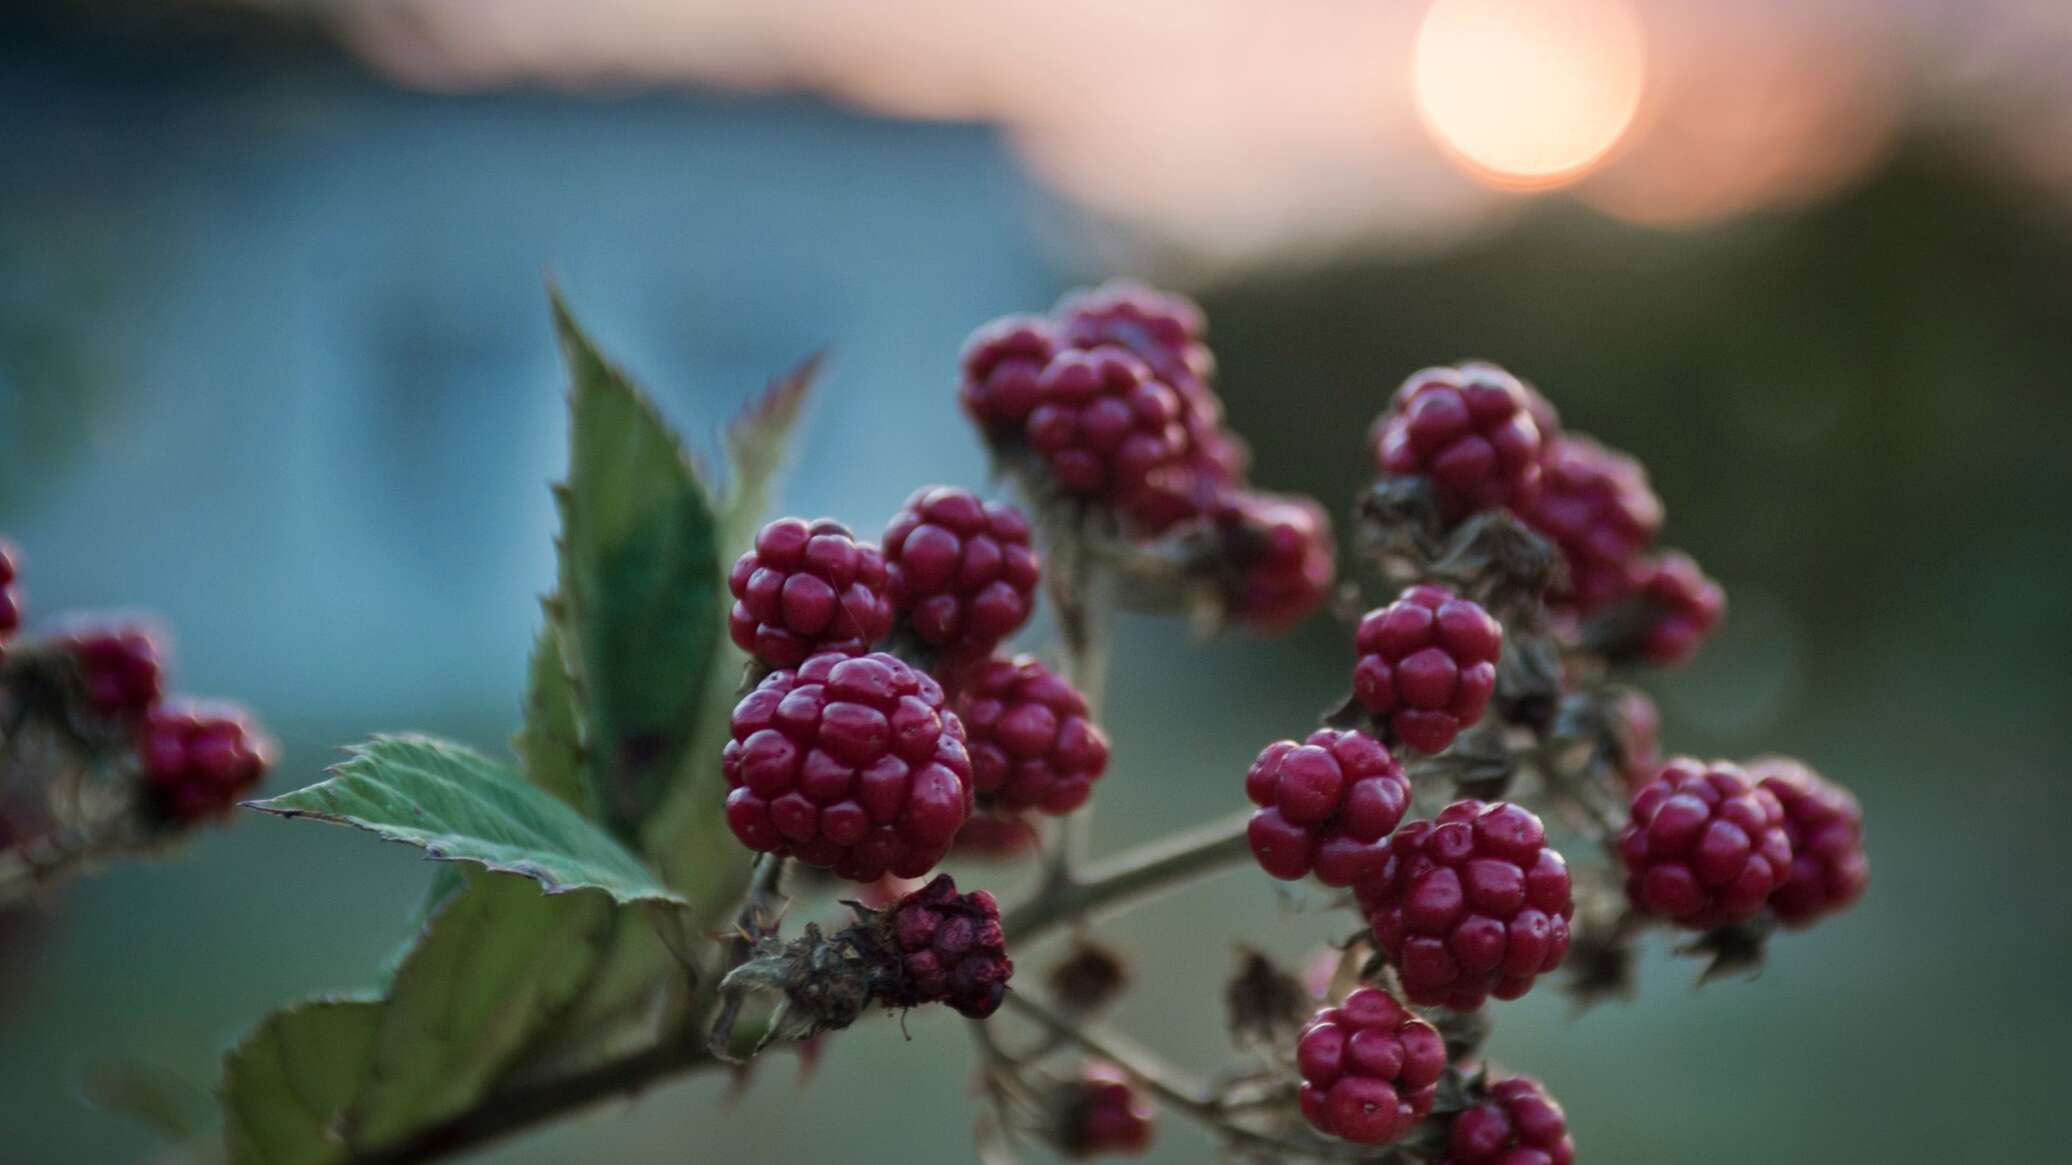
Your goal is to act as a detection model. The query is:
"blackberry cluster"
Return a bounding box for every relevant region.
[1618,759,1793,929]
[1244,728,1410,887]
[953,655,1109,816]
[141,704,274,824]
[727,518,894,669]
[882,486,1040,660]
[873,874,1013,1019]
[1352,585,1503,754]
[1295,987,1446,1145]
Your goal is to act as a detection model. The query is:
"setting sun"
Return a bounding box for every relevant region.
[1413,0,1646,190]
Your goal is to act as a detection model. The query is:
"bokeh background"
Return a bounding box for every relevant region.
[5,1,2071,1161]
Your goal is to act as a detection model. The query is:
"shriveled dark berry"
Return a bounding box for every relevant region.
[723,652,972,881]
[954,655,1109,816]
[1373,362,1543,517]
[1355,800,1573,1009]
[882,487,1040,659]
[878,873,1012,1018]
[727,518,894,669]
[1244,728,1409,887]
[1352,585,1502,754]
[1619,758,1792,929]
[1295,987,1445,1145]
[1751,758,1868,927]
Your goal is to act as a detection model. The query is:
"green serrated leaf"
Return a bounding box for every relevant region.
[246,734,684,908]
[548,290,724,840]
[350,875,612,1147]
[221,998,383,1165]
[641,358,819,929]
[515,622,586,812]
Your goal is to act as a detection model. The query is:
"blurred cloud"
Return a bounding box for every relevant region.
[296,0,2072,257]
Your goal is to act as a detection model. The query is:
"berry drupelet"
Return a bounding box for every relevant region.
[882,487,1040,659]
[1244,728,1410,887]
[1373,362,1544,517]
[1356,800,1574,1009]
[954,655,1109,816]
[723,652,973,882]
[727,518,894,670]
[1295,987,1446,1145]
[1352,585,1502,754]
[1619,758,1792,929]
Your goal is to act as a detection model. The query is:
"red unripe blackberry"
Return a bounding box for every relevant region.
[953,655,1109,816]
[881,873,1013,1018]
[1244,728,1409,887]
[723,652,973,882]
[1751,758,1868,927]
[140,702,274,825]
[1373,363,1543,517]
[960,313,1059,434]
[1026,348,1192,516]
[882,487,1040,659]
[1211,491,1336,632]
[1054,279,1212,398]
[63,625,164,718]
[0,541,20,649]
[1635,551,1724,665]
[951,810,1042,860]
[727,518,894,669]
[1295,987,1445,1145]
[1619,759,1792,929]
[1355,800,1573,1009]
[1353,585,1502,754]
[1441,1076,1575,1165]
[1521,435,1662,613]
[1059,1061,1155,1158]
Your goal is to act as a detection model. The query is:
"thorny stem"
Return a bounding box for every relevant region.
[1002,808,1253,940]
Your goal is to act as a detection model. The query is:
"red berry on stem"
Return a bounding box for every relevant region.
[1353,585,1502,754]
[882,487,1040,659]
[1619,759,1793,929]
[727,518,894,669]
[1751,758,1868,927]
[1355,800,1574,1009]
[1211,491,1336,632]
[1059,1061,1155,1158]
[722,652,973,881]
[1244,728,1409,887]
[0,540,21,649]
[1521,434,1663,613]
[1633,550,1723,665]
[1373,363,1544,516]
[879,873,1013,1018]
[1441,1076,1575,1165]
[1295,987,1445,1145]
[64,624,164,719]
[1055,279,1212,399]
[954,655,1109,816]
[1026,348,1192,523]
[141,702,274,825]
[960,313,1058,434]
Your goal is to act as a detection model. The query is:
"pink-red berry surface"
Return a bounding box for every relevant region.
[141,703,273,824]
[953,655,1109,815]
[1054,280,1212,399]
[1353,585,1502,754]
[1751,758,1868,927]
[1374,363,1543,516]
[882,873,1013,1018]
[0,541,20,648]
[1212,491,1336,632]
[1244,728,1409,887]
[1619,759,1792,929]
[1355,800,1573,1009]
[951,810,1042,860]
[1025,348,1192,516]
[882,487,1040,658]
[1635,551,1724,666]
[1059,1061,1155,1158]
[1295,987,1446,1145]
[960,313,1059,434]
[1521,435,1662,613]
[1612,687,1662,794]
[64,625,164,718]
[727,518,894,669]
[1441,1076,1575,1165]
[723,652,973,881]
